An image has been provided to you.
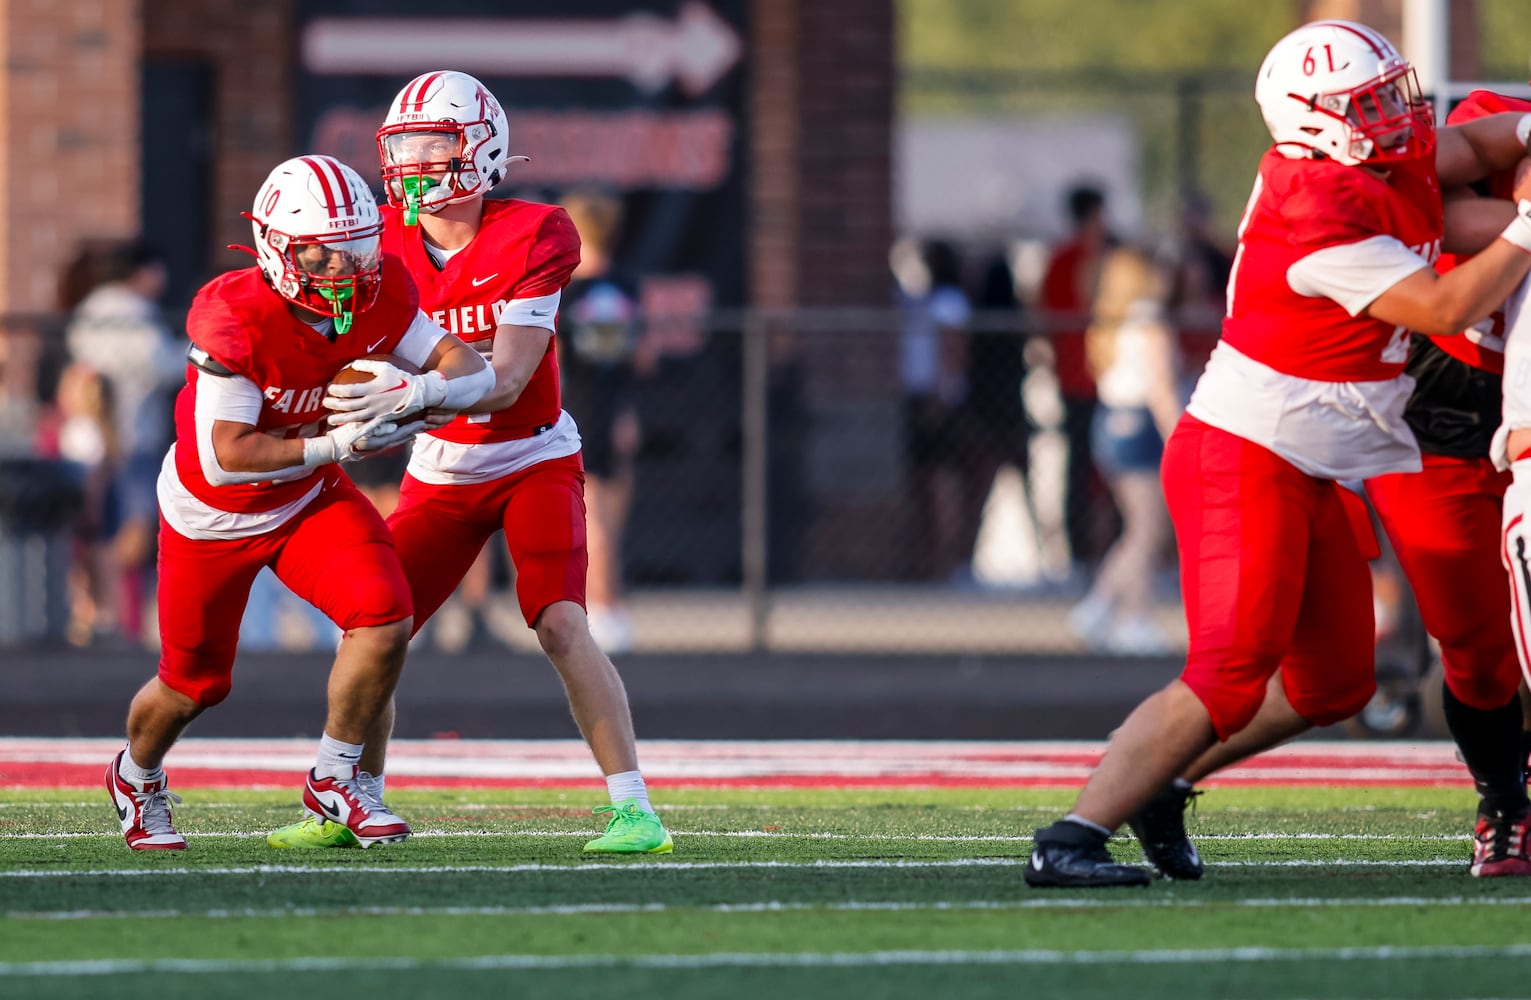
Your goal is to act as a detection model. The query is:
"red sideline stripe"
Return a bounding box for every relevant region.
[0,763,1469,790]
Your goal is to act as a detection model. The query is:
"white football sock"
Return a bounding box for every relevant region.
[606,770,653,813]
[117,748,163,786]
[314,734,364,779]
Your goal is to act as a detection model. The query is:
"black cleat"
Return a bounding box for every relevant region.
[1025,820,1151,888]
[1127,782,1204,880]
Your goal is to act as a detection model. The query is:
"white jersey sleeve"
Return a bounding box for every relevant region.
[393,310,452,369]
[497,290,561,333]
[193,372,308,487]
[1286,235,1431,317]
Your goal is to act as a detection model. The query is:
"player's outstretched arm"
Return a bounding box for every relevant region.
[1437,112,1531,189]
[1366,201,1531,335]
[1442,187,1518,256]
[462,324,552,415]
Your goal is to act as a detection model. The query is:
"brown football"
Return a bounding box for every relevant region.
[330,352,424,386]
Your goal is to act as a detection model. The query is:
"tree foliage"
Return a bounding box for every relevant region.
[898,0,1293,75]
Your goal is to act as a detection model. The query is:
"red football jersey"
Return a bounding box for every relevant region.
[1222,148,1442,382]
[1428,89,1531,375]
[380,199,581,443]
[173,256,420,513]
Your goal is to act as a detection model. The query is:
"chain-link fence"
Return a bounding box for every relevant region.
[0,303,1194,656]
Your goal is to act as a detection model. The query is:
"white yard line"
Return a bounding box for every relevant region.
[11,895,1531,921]
[0,829,1472,842]
[0,858,1463,879]
[3,944,1530,976]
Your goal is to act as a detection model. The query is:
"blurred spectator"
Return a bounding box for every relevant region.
[559,189,642,653]
[1067,247,1181,654]
[46,362,117,645]
[897,238,971,581]
[1039,184,1116,576]
[1164,192,1233,394]
[60,239,185,644]
[960,248,1038,581]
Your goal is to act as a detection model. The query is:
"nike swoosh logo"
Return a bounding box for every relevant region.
[530,308,552,317]
[116,803,128,821]
[470,274,499,287]
[384,379,409,393]
[365,337,388,352]
[319,799,341,819]
[1030,852,1044,871]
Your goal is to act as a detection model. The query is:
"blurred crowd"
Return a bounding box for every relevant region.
[893,182,1233,653]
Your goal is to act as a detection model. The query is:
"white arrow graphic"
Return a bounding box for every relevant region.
[303,2,741,98]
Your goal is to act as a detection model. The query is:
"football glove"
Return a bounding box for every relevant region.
[324,360,447,424]
[303,413,426,466]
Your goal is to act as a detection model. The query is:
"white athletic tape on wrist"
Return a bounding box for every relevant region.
[1502,200,1531,254]
[302,435,335,467]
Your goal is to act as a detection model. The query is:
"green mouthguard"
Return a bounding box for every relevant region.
[318,285,356,336]
[401,176,439,226]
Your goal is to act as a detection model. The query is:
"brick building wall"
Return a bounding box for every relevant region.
[0,0,139,315]
[0,0,296,314]
[750,0,898,577]
[142,0,295,279]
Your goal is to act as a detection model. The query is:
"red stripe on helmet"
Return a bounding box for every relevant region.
[299,155,340,219]
[403,72,444,113]
[324,156,356,217]
[1316,19,1389,58]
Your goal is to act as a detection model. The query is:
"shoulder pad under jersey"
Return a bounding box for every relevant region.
[187,344,236,377]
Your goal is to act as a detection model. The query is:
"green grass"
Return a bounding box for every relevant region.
[3,785,1528,1000]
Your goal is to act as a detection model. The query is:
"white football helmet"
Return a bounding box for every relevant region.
[376,70,525,224]
[1255,19,1434,166]
[243,155,383,335]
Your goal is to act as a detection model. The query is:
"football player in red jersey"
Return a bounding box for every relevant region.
[1125,90,1531,884]
[106,155,492,851]
[266,72,671,855]
[1028,21,1531,888]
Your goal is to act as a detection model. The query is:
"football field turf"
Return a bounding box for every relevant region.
[2,741,1529,1000]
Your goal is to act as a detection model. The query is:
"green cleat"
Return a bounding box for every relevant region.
[582,799,674,854]
[266,814,361,849]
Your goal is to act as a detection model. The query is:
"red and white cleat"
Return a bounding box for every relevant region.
[1470,811,1531,877]
[302,765,411,848]
[106,750,187,851]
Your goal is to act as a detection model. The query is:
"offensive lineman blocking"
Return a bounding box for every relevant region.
[1131,88,1531,883]
[1027,20,1531,887]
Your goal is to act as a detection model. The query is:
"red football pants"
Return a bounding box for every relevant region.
[1367,455,1520,710]
[387,453,587,632]
[1163,415,1376,740]
[156,476,413,707]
